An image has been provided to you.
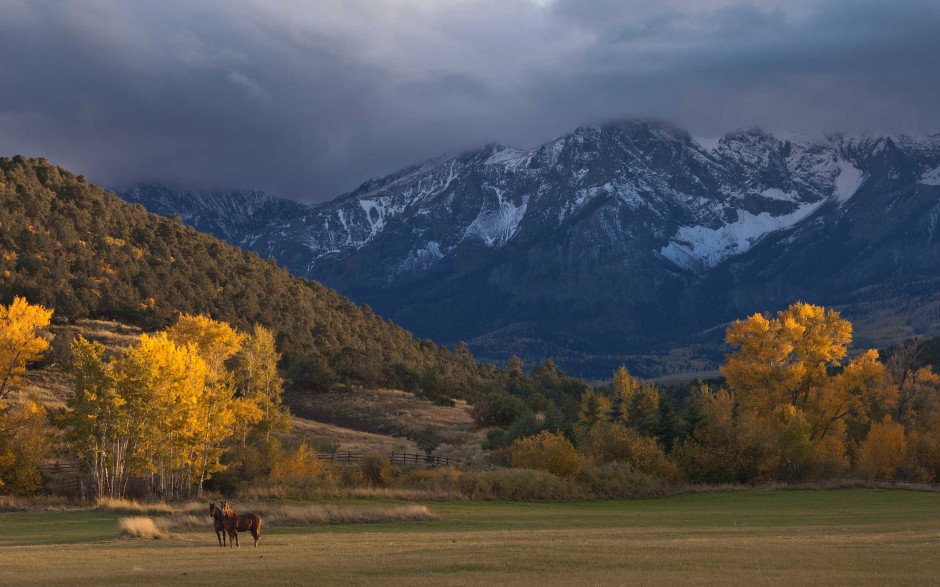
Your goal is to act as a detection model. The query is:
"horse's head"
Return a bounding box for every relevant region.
[220,500,232,517]
[209,502,217,518]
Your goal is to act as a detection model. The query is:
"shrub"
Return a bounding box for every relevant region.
[470,392,528,427]
[456,468,579,500]
[416,427,442,457]
[855,418,907,480]
[579,424,678,479]
[509,431,582,480]
[577,463,674,499]
[360,453,393,487]
[270,441,331,483]
[900,430,940,482]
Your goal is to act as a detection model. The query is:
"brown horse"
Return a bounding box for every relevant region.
[220,500,262,548]
[209,502,227,547]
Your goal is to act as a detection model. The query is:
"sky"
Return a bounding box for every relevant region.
[1,0,938,202]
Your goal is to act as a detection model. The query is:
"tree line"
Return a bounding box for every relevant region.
[489,302,940,484]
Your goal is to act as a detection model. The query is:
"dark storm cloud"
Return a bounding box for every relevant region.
[0,0,938,201]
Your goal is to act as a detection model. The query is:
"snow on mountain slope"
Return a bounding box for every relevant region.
[659,199,826,272]
[921,166,940,186]
[832,158,867,203]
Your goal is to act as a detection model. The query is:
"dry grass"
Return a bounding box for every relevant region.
[116,514,204,538]
[107,499,438,533]
[286,387,488,462]
[240,482,463,501]
[0,495,74,512]
[117,516,164,539]
[261,504,438,526]
[289,416,420,455]
[95,498,207,515]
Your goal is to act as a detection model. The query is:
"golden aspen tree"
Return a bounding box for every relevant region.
[609,366,633,423]
[63,336,131,498]
[0,297,53,495]
[234,324,288,441]
[165,314,246,495]
[120,333,210,498]
[723,302,885,443]
[0,400,51,495]
[0,296,53,404]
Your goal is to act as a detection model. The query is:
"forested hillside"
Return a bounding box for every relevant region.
[0,156,484,395]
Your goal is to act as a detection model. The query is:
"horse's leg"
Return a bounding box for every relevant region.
[251,525,259,547]
[233,530,240,548]
[216,530,222,547]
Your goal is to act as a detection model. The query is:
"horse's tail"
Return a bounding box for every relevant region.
[251,514,262,546]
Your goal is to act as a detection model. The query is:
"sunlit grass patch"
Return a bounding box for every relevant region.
[117,516,164,539]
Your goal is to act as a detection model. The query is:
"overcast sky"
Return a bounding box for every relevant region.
[1,0,938,201]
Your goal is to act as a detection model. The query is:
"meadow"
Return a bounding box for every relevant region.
[1,489,938,586]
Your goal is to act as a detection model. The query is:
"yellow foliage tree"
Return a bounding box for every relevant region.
[0,297,53,495]
[509,430,582,479]
[165,313,244,373]
[609,366,633,423]
[63,336,130,498]
[119,332,211,498]
[0,400,52,495]
[234,324,288,441]
[723,302,885,444]
[574,390,611,440]
[0,296,53,405]
[855,417,907,480]
[166,314,261,494]
[270,441,329,483]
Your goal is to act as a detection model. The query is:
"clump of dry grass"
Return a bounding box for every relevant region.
[117,514,205,539]
[261,504,438,526]
[117,517,164,539]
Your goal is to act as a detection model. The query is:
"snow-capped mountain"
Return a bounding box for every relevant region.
[119,120,940,378]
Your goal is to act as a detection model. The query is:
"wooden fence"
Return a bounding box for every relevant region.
[36,452,463,499]
[40,461,83,497]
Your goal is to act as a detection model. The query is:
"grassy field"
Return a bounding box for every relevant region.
[1,489,938,586]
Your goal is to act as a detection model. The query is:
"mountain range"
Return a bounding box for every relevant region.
[120,120,940,378]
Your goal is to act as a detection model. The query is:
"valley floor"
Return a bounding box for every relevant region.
[1,489,938,585]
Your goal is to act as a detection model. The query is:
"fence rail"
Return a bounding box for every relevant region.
[317,452,463,468]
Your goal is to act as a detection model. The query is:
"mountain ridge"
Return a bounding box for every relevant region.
[119,120,940,377]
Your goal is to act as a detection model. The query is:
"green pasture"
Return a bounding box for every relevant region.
[1,490,938,586]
